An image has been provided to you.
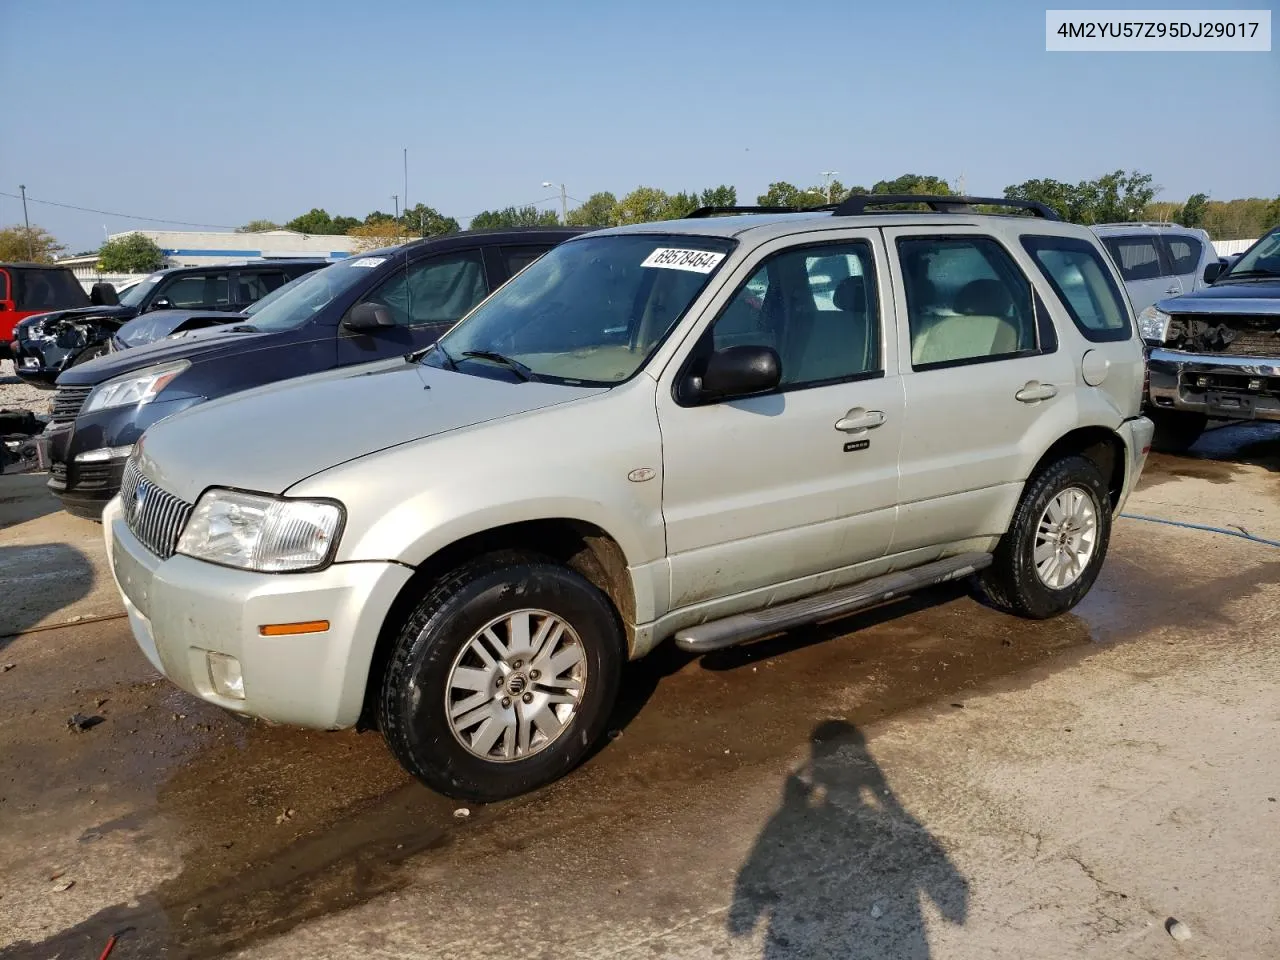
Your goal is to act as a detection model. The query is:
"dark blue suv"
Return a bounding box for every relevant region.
[40,228,581,517]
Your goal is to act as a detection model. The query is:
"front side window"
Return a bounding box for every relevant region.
[357,250,487,329]
[1101,236,1164,281]
[1163,236,1203,275]
[1022,235,1132,342]
[707,241,881,389]
[434,234,734,385]
[154,273,230,309]
[898,236,1038,369]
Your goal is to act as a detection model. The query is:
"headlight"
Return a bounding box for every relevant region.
[83,360,189,413]
[177,488,344,572]
[1137,306,1172,344]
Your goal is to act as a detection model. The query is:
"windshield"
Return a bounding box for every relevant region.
[117,274,162,308]
[244,256,387,332]
[435,234,735,385]
[1223,229,1280,279]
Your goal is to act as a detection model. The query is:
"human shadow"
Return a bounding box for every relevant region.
[0,542,94,648]
[728,720,968,959]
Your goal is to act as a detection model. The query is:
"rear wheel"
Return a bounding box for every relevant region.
[377,553,624,802]
[1149,409,1206,454]
[977,455,1112,619]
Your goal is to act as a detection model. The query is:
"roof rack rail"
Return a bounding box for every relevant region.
[1092,220,1181,229]
[686,205,832,218]
[832,194,1060,220]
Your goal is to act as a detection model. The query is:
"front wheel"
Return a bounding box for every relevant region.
[377,553,624,802]
[977,455,1112,620]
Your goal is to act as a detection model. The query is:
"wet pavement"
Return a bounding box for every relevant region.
[1,422,1277,959]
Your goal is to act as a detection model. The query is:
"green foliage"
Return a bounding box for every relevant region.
[1176,193,1209,228]
[566,192,618,227]
[755,182,828,208]
[97,232,164,273]
[614,187,672,225]
[236,219,280,233]
[0,224,65,262]
[331,215,360,233]
[399,203,459,238]
[470,206,561,230]
[664,191,701,220]
[1005,171,1157,225]
[285,208,339,235]
[1201,198,1277,240]
[699,185,737,208]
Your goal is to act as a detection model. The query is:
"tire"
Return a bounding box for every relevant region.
[1149,409,1206,454]
[377,552,624,802]
[977,455,1112,620]
[68,342,109,368]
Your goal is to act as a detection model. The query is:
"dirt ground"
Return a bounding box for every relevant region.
[0,423,1277,959]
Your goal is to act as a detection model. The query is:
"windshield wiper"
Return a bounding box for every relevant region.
[406,341,456,368]
[461,350,537,382]
[227,324,258,332]
[1221,269,1280,281]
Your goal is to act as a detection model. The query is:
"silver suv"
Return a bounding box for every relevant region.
[103,196,1154,801]
[1092,222,1220,315]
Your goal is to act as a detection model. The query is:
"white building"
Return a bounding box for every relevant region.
[116,228,362,267]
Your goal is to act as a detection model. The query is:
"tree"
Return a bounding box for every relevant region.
[0,224,65,262]
[566,192,618,227]
[756,182,828,208]
[97,232,164,272]
[1202,198,1274,240]
[872,174,953,196]
[285,208,338,235]
[470,205,560,229]
[699,185,737,208]
[1175,193,1209,228]
[331,215,360,234]
[1267,196,1280,232]
[1082,169,1158,224]
[1003,178,1083,221]
[236,219,280,233]
[663,191,702,219]
[399,203,459,238]
[348,220,411,251]
[364,210,396,225]
[614,187,672,224]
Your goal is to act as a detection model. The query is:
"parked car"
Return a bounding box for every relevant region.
[1092,222,1219,316]
[1138,225,1280,450]
[0,262,92,358]
[100,196,1154,801]
[41,229,580,518]
[11,259,328,387]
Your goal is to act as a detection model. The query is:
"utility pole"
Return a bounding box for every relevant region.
[542,182,568,223]
[403,148,408,214]
[957,171,967,196]
[821,171,839,203]
[19,184,34,260]
[391,194,399,218]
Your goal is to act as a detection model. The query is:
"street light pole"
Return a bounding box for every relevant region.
[543,181,568,224]
[821,171,839,203]
[19,184,34,259]
[392,194,399,219]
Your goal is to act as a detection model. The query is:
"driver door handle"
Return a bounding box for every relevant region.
[835,408,886,432]
[1015,380,1058,403]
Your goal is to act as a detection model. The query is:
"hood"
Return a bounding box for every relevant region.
[135,361,607,501]
[1159,278,1280,314]
[58,324,278,386]
[20,305,135,329]
[113,309,247,348]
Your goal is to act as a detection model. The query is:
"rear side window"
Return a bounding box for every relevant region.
[13,268,89,310]
[1022,235,1132,342]
[500,245,553,277]
[897,236,1038,370]
[1162,235,1202,275]
[156,273,231,309]
[1101,236,1163,281]
[236,271,289,303]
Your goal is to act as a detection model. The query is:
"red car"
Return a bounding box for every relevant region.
[0,263,91,358]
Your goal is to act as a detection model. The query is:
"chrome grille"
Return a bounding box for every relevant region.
[51,385,93,422]
[121,458,193,559]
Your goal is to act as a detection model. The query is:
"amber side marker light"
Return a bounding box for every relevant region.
[259,620,330,637]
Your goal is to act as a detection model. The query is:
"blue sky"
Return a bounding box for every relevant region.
[1,0,1276,251]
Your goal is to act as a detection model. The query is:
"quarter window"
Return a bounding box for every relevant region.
[897,237,1038,369]
[1162,236,1202,275]
[1022,235,1132,342]
[708,241,881,389]
[1101,236,1164,281]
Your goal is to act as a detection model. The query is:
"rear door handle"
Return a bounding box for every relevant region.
[835,408,886,432]
[1015,381,1058,403]
[1167,284,1181,294]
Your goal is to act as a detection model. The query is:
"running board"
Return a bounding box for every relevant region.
[674,552,993,654]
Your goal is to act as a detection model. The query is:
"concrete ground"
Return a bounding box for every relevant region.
[0,423,1277,960]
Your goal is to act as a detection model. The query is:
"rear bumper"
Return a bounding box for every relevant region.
[1116,415,1154,514]
[1147,348,1280,422]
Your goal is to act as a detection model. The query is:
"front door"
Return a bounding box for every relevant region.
[336,248,489,366]
[886,228,1077,553]
[657,231,903,609]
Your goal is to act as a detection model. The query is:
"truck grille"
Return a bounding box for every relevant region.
[121,458,193,559]
[50,385,93,422]
[1171,313,1280,358]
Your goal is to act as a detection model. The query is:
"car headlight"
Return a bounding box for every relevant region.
[83,360,190,413]
[177,488,344,572]
[1137,306,1172,344]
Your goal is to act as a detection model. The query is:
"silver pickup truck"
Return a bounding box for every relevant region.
[102,196,1154,801]
[1138,226,1280,451]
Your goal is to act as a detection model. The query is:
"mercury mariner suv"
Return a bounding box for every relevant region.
[103,196,1154,801]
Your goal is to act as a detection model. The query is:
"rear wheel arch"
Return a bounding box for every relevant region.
[1029,425,1126,510]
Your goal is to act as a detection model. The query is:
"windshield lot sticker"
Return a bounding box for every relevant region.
[641,248,725,273]
[350,257,387,268]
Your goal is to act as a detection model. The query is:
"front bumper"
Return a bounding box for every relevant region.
[103,496,414,729]
[1147,348,1280,422]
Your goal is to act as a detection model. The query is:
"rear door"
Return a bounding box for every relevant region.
[1100,231,1179,314]
[886,228,1076,554]
[336,248,489,365]
[1160,232,1206,294]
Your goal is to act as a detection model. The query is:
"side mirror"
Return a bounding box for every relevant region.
[344,301,396,330]
[693,344,782,401]
[1203,260,1224,284]
[148,297,173,312]
[89,282,119,306]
